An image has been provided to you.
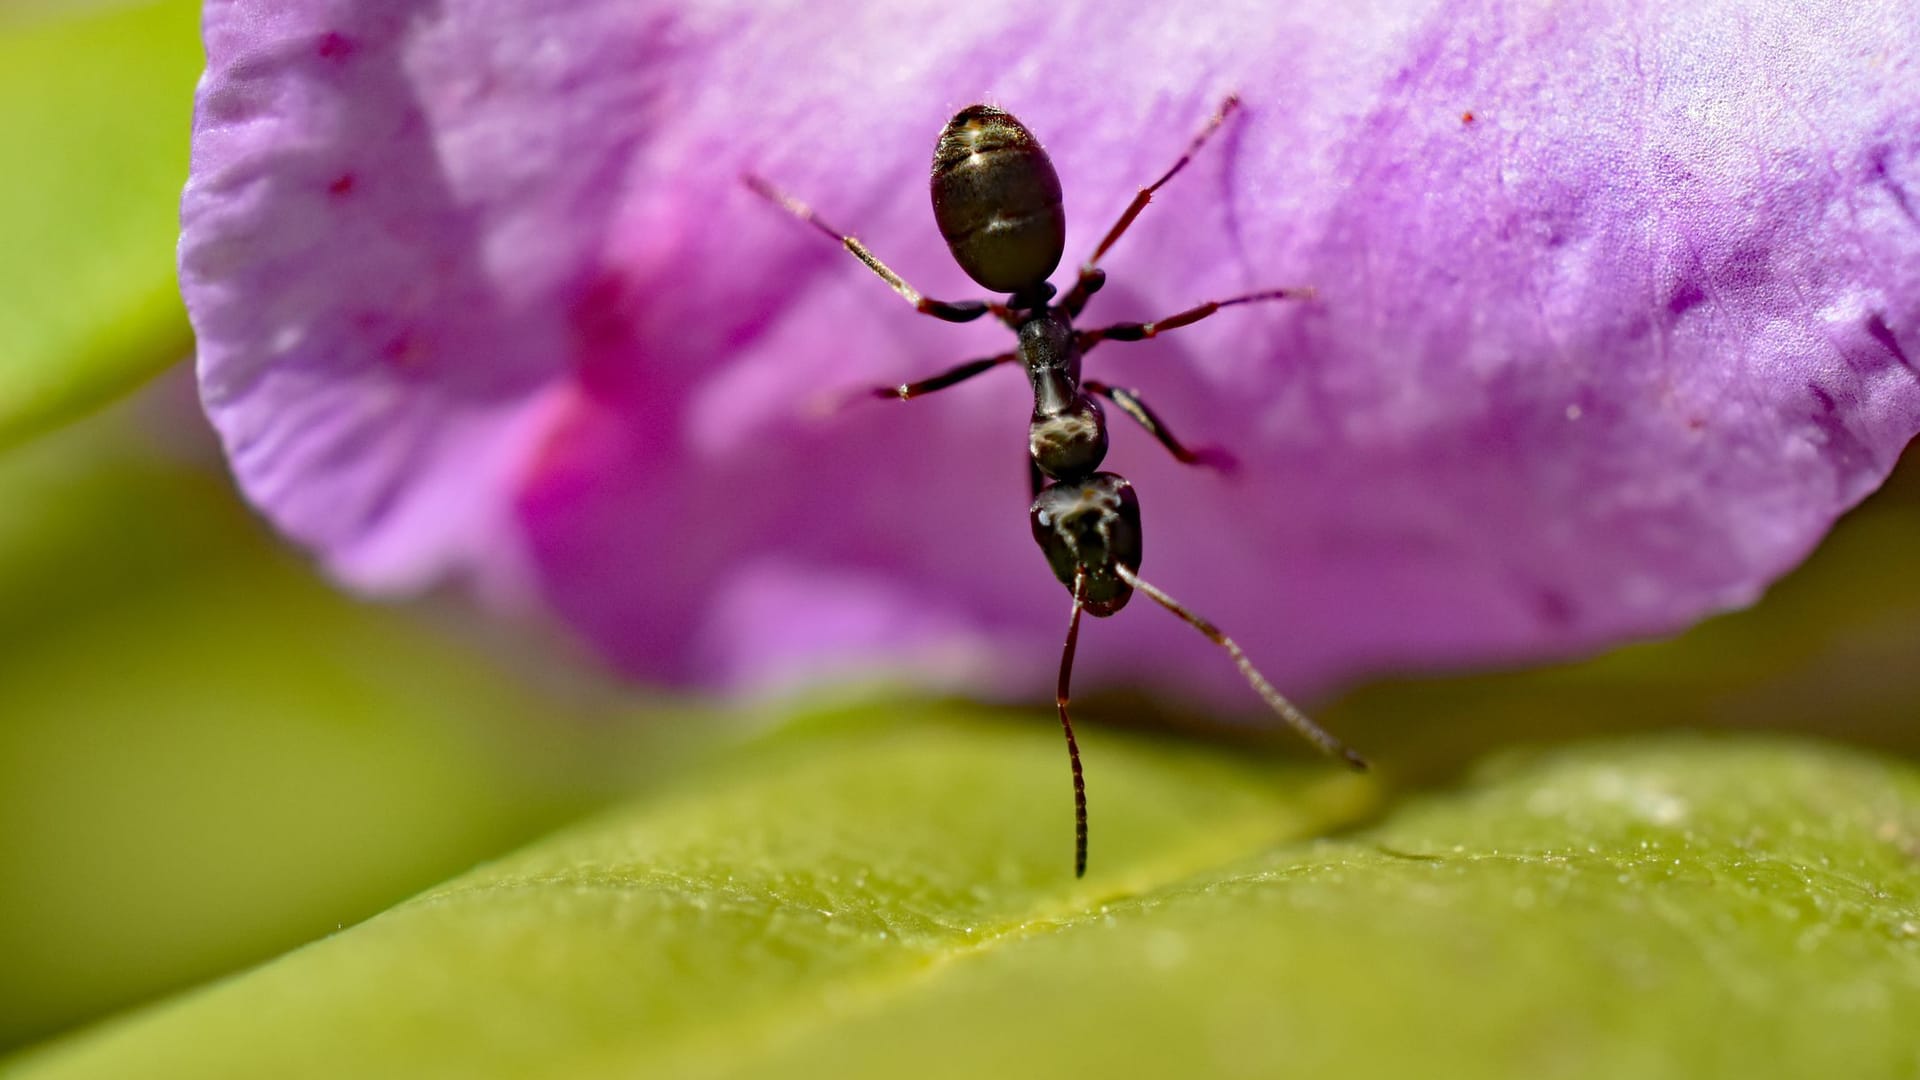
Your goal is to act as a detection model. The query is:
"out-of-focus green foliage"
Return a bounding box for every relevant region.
[1326,482,1920,782]
[9,722,1917,1080]
[0,0,200,449]
[0,408,723,1050]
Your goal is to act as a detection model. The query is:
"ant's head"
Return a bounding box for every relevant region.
[1030,473,1141,617]
[930,105,1065,298]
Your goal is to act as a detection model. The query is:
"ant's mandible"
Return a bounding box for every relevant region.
[747,97,1366,879]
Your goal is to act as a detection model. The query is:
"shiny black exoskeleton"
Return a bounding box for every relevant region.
[747,98,1364,879]
[1030,473,1138,617]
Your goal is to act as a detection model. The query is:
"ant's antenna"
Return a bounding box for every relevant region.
[1113,564,1368,770]
[1056,570,1091,878]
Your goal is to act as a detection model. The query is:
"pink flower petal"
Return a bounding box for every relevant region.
[185,1,1920,703]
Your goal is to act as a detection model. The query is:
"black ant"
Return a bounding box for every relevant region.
[747,97,1365,878]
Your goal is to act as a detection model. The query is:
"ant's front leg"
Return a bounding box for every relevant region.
[1076,287,1315,347]
[1083,380,1235,471]
[1060,96,1244,317]
[1060,266,1106,318]
[745,175,1013,326]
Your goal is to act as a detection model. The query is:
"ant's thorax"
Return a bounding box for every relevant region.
[1015,304,1080,414]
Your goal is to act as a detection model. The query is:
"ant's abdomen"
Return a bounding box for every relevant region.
[931,105,1065,295]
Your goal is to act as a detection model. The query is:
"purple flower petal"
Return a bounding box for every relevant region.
[185,1,1920,702]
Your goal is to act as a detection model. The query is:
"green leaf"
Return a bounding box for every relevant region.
[0,1,202,449]
[11,725,1918,1080]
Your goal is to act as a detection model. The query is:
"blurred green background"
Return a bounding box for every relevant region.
[1,0,1917,1067]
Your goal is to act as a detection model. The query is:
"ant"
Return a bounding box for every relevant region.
[747,97,1366,878]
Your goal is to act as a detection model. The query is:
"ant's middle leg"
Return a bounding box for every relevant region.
[1061,95,1243,317]
[870,349,1018,402]
[1084,380,1234,471]
[1076,287,1315,348]
[744,175,1012,326]
[816,349,1017,417]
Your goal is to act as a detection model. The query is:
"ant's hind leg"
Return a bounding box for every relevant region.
[1084,380,1235,471]
[1076,287,1315,348]
[1113,563,1367,771]
[744,175,1010,325]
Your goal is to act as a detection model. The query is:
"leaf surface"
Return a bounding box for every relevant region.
[12,724,1918,1080]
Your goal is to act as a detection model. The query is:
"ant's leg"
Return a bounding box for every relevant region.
[1083,380,1233,471]
[744,175,1009,325]
[1029,456,1047,499]
[816,349,1016,417]
[1077,287,1314,348]
[1113,563,1367,771]
[1056,568,1091,878]
[869,349,1018,402]
[1061,96,1243,317]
